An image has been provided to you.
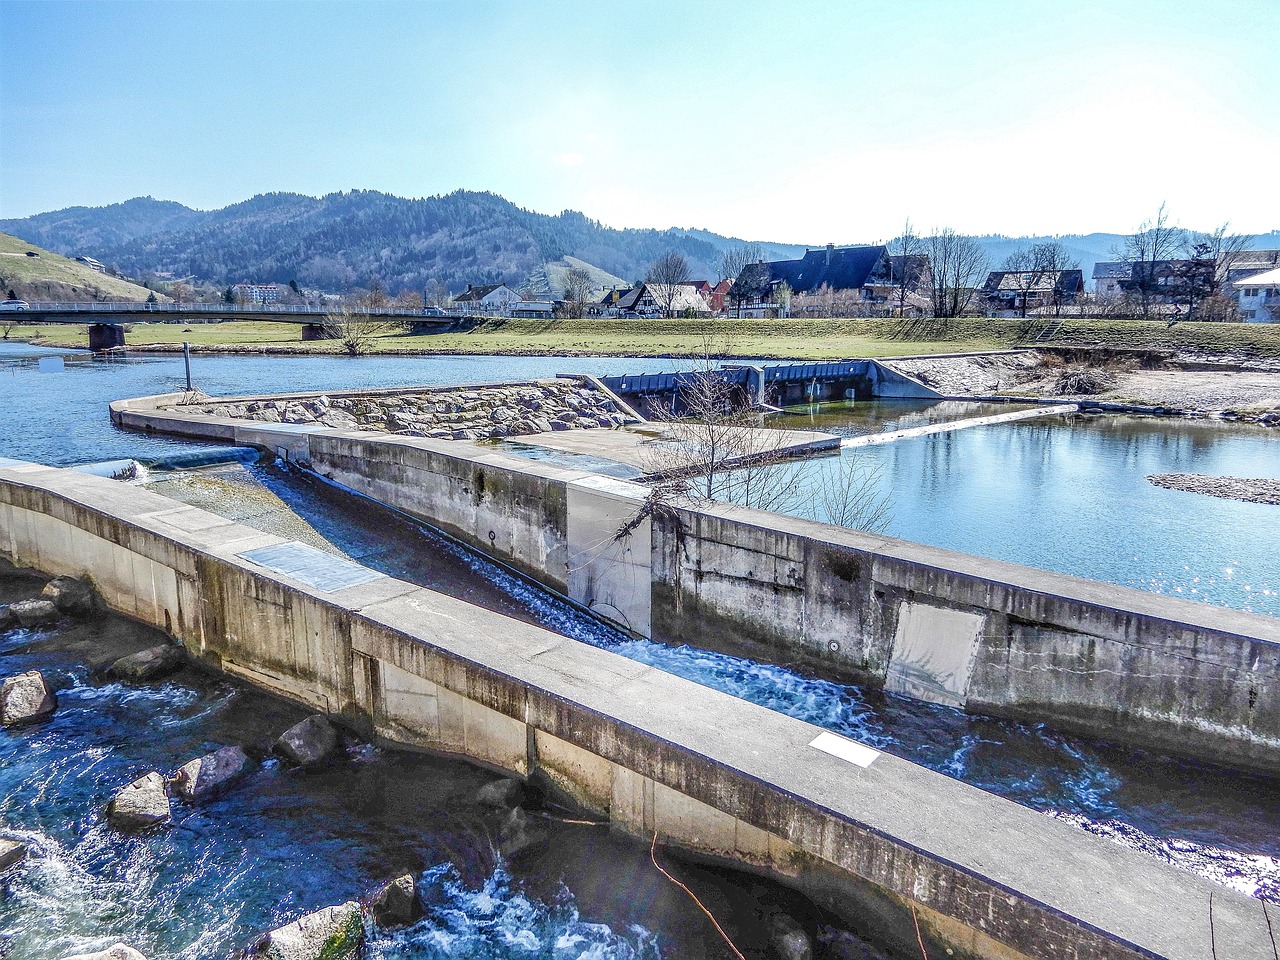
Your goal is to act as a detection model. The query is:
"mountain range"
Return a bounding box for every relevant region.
[3,191,1278,297]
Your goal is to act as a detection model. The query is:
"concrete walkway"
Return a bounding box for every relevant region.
[841,403,1078,448]
[519,424,840,470]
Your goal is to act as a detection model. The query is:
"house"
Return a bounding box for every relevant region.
[589,287,633,318]
[729,244,897,318]
[982,269,1084,315]
[1225,249,1280,284]
[1233,267,1280,323]
[709,279,733,313]
[613,283,711,318]
[74,256,105,273]
[452,283,522,315]
[1091,262,1131,298]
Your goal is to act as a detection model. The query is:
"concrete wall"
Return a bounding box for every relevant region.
[3,461,1277,960]
[109,395,1280,775]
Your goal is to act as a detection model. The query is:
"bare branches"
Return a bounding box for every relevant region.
[323,307,388,357]
[646,251,692,317]
[926,228,987,319]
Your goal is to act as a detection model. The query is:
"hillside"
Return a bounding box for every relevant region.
[522,256,630,298]
[0,232,163,302]
[0,191,810,297]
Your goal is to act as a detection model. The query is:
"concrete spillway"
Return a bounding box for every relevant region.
[1,459,1276,960]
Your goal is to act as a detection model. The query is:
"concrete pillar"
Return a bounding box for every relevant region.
[301,323,334,341]
[88,323,126,352]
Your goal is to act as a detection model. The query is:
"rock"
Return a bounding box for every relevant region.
[366,873,422,927]
[0,838,27,873]
[105,644,185,682]
[41,577,102,617]
[1,670,57,726]
[247,901,363,960]
[768,913,813,960]
[496,807,544,859]
[171,745,253,801]
[550,421,570,431]
[273,715,339,767]
[9,598,59,627]
[530,417,553,433]
[106,772,171,832]
[475,778,525,810]
[61,944,149,960]
[0,605,16,629]
[491,406,516,423]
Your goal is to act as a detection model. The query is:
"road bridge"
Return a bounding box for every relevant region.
[9,301,457,350]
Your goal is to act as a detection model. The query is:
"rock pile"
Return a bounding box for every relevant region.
[1147,473,1280,506]
[183,380,630,440]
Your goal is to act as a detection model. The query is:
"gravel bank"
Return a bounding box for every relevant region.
[1147,474,1280,506]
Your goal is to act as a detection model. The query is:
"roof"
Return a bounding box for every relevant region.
[984,270,1084,294]
[1092,261,1131,280]
[1233,267,1280,287]
[454,283,510,302]
[731,245,887,299]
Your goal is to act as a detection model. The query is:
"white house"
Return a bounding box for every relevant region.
[1233,267,1280,323]
[453,283,522,315]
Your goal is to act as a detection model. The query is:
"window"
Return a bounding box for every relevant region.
[1245,288,1259,297]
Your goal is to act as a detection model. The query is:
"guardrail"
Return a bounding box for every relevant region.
[22,301,435,318]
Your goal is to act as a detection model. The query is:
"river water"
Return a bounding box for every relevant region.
[2,343,1279,956]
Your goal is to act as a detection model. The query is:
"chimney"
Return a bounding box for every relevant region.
[826,243,834,266]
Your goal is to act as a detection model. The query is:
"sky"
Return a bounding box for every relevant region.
[2,0,1278,244]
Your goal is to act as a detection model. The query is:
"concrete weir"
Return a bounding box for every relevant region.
[1,460,1275,960]
[110,390,1280,778]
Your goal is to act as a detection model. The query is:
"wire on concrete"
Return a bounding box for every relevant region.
[649,832,746,960]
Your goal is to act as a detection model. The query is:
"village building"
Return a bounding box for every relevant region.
[1233,267,1280,323]
[612,282,712,318]
[233,283,281,304]
[729,244,921,318]
[452,283,522,315]
[982,269,1084,316]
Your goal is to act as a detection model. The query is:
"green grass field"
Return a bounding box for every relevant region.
[0,232,161,302]
[15,315,1280,360]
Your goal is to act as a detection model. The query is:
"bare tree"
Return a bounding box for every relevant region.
[563,266,593,319]
[1032,241,1080,316]
[1118,203,1184,319]
[323,306,388,357]
[926,228,987,318]
[718,244,763,318]
[1000,248,1045,319]
[636,341,889,530]
[425,279,452,309]
[1195,222,1251,296]
[646,251,691,317]
[999,241,1079,318]
[887,219,923,317]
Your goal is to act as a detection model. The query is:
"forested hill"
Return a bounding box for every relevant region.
[0,191,810,295]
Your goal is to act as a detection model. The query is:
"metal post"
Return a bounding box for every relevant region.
[183,341,192,391]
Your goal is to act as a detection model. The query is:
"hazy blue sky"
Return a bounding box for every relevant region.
[3,0,1277,243]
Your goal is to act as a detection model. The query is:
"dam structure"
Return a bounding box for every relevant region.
[2,456,1278,960]
[1,368,1274,959]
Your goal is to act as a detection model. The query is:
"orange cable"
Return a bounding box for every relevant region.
[649,832,746,960]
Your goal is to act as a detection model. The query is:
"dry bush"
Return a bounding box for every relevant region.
[1053,366,1117,395]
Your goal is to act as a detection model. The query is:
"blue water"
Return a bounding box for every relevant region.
[757,406,1280,616]
[0,344,705,467]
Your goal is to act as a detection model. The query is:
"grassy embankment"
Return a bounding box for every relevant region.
[0,232,161,302]
[19,314,1280,360]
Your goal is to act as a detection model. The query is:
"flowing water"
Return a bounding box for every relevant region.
[0,573,883,960]
[137,458,1280,905]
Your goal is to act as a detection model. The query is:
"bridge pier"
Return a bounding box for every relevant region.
[88,323,126,352]
[301,323,334,341]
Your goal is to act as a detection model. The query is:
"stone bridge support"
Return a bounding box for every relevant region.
[87,323,126,352]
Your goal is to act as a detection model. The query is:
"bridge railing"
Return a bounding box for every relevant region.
[24,301,433,318]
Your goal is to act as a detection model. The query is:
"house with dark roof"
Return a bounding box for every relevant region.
[452,283,522,315]
[728,244,898,318]
[1092,261,1131,299]
[612,283,711,318]
[983,269,1084,316]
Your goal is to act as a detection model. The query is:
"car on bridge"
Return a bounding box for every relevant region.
[0,300,30,312]
[422,306,448,316]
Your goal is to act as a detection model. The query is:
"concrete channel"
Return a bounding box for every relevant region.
[2,459,1276,960]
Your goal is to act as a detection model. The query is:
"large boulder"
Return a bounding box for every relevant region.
[475,778,525,811]
[0,605,17,629]
[1,670,57,726]
[768,913,813,960]
[0,838,27,873]
[365,873,422,927]
[247,901,363,960]
[106,772,171,832]
[104,645,185,682]
[9,599,59,628]
[61,944,149,960]
[170,746,252,801]
[41,577,103,618]
[273,715,339,767]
